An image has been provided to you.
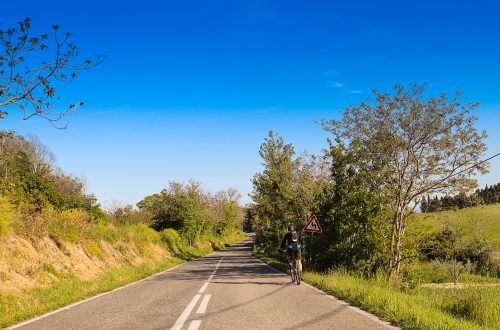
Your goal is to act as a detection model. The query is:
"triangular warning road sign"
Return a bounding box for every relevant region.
[304,215,322,233]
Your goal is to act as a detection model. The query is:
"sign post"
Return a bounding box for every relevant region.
[310,232,313,263]
[304,215,322,264]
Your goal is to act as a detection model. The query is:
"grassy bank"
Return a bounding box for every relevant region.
[415,204,500,248]
[0,225,245,328]
[254,251,499,330]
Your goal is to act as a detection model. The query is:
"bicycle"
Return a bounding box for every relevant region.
[281,244,303,285]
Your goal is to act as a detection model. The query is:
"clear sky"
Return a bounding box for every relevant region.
[1,0,499,207]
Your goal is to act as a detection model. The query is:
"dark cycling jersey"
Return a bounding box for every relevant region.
[280,231,304,251]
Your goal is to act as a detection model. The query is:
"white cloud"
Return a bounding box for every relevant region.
[331,81,344,88]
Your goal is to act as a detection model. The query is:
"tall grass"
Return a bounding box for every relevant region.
[305,272,499,330]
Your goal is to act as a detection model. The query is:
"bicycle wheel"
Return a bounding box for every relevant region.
[290,262,295,283]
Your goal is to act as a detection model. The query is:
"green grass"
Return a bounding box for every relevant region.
[305,272,499,330]
[415,204,500,248]
[255,251,500,330]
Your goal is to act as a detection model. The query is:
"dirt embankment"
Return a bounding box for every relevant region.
[0,234,170,293]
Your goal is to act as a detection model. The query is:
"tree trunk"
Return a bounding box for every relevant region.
[389,211,406,279]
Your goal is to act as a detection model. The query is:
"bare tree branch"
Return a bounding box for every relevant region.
[0,17,103,127]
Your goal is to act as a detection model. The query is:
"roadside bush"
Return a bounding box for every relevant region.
[85,242,103,258]
[419,228,456,261]
[123,223,161,246]
[15,207,48,238]
[0,196,13,236]
[485,252,500,277]
[456,237,495,276]
[87,222,118,243]
[60,209,91,226]
[160,228,185,254]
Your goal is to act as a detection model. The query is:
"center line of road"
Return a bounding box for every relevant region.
[170,256,224,330]
[196,294,211,314]
[171,294,201,330]
[198,282,209,293]
[187,320,202,330]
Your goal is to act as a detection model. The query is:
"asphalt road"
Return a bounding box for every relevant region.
[10,236,397,330]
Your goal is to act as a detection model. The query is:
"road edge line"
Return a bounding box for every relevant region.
[250,254,400,330]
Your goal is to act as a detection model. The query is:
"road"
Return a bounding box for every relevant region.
[10,236,397,330]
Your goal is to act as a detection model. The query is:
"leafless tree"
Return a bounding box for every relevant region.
[25,134,56,175]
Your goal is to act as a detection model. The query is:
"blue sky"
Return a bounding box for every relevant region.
[1,0,499,206]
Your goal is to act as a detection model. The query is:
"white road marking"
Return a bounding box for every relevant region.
[196,294,212,314]
[171,294,202,330]
[187,320,202,330]
[171,256,224,329]
[198,282,209,293]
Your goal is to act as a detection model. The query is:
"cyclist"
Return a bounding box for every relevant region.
[279,224,304,274]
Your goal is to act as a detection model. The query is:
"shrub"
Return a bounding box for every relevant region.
[42,263,58,276]
[123,223,161,246]
[85,242,103,258]
[160,228,185,254]
[0,196,13,236]
[456,237,495,276]
[87,222,118,243]
[60,209,91,226]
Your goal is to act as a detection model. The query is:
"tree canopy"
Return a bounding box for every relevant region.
[322,83,488,277]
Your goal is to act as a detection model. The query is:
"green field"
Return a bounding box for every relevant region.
[415,204,500,248]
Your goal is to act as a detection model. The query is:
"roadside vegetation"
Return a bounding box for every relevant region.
[0,131,245,327]
[249,84,499,329]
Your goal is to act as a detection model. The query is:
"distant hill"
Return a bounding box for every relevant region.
[415,204,500,249]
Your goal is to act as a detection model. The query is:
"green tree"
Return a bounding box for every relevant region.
[211,189,243,235]
[250,131,327,248]
[137,181,214,243]
[250,131,297,246]
[312,140,391,272]
[322,84,489,278]
[0,131,103,217]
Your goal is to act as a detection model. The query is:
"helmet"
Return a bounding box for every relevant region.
[287,224,294,232]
